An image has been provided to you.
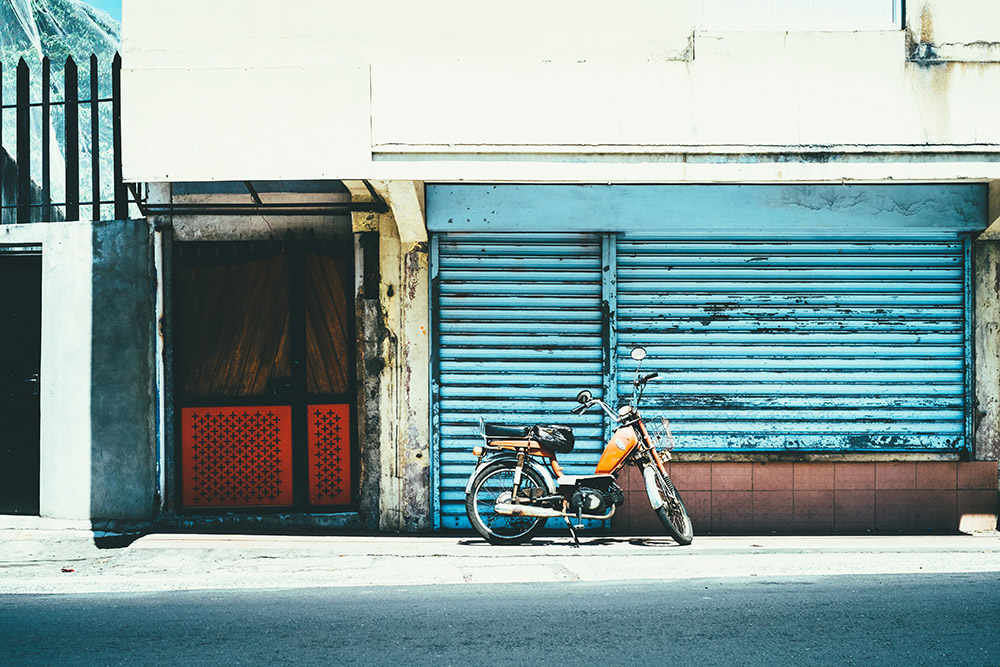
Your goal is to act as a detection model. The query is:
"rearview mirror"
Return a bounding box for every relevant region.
[576,390,593,404]
[631,347,647,361]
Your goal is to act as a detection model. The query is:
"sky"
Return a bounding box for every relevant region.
[86,0,122,23]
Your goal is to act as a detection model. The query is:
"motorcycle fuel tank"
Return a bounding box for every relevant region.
[596,425,639,474]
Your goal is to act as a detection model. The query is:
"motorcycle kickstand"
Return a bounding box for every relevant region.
[562,516,582,548]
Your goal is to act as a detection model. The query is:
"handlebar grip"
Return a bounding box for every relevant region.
[640,372,659,383]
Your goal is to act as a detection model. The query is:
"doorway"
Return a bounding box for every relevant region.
[173,240,356,511]
[0,254,42,515]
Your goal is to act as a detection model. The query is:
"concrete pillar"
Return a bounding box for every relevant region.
[973,182,1000,461]
[351,181,431,532]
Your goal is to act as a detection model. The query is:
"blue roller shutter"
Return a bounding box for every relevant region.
[616,236,971,451]
[432,233,606,529]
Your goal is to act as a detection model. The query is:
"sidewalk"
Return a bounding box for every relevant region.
[2,519,998,595]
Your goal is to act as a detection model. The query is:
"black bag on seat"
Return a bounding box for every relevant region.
[531,425,575,453]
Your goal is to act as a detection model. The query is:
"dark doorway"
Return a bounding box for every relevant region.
[0,254,42,515]
[173,240,356,511]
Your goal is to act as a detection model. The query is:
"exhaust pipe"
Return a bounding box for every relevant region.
[494,503,563,518]
[494,502,615,521]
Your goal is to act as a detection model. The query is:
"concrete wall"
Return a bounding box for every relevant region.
[0,219,156,521]
[122,0,1000,183]
[89,220,157,521]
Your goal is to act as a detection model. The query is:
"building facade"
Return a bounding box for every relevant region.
[52,0,997,533]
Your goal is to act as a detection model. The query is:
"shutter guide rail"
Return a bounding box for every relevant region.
[963,236,974,457]
[602,233,618,444]
[429,233,442,528]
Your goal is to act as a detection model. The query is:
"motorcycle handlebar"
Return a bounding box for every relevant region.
[638,372,659,384]
[571,403,589,415]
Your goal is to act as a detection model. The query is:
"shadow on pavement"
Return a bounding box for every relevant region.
[455,535,689,549]
[92,532,147,550]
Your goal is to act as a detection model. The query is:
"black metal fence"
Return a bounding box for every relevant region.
[0,53,128,224]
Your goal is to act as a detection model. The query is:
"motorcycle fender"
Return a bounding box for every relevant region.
[464,454,558,495]
[643,465,664,511]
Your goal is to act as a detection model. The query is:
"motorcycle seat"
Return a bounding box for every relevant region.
[484,423,532,438]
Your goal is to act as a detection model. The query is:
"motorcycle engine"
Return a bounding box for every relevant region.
[569,484,624,515]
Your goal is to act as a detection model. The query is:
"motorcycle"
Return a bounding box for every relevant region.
[464,347,693,546]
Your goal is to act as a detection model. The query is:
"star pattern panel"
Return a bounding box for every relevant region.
[307,404,351,505]
[181,406,293,508]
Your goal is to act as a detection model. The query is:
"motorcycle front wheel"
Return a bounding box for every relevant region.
[466,461,548,545]
[651,467,694,545]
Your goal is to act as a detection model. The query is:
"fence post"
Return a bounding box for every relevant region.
[65,56,79,222]
[42,56,51,222]
[113,52,126,221]
[90,54,100,222]
[16,58,30,224]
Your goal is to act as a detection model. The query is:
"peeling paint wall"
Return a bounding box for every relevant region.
[907,0,1000,62]
[353,185,431,533]
[974,182,1000,462]
[356,259,386,531]
[973,242,1000,461]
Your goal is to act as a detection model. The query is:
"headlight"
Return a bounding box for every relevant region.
[618,405,633,416]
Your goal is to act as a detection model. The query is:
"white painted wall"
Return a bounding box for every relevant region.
[121,0,1000,183]
[121,0,694,68]
[697,0,902,31]
[908,0,1000,61]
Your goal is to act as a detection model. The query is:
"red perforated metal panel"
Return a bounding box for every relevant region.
[181,406,293,508]
[307,404,351,506]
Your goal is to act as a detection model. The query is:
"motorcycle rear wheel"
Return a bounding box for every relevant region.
[466,461,548,545]
[651,467,694,545]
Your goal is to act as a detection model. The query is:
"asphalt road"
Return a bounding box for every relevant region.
[2,572,997,666]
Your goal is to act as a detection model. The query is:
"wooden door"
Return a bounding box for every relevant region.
[174,242,355,510]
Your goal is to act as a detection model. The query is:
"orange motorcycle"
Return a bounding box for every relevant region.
[465,347,693,546]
